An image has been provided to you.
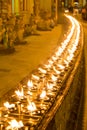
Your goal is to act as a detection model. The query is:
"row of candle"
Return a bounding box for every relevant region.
[0,14,81,130]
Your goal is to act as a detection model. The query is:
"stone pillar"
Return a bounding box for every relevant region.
[82,0,87,6]
[55,0,58,23]
[51,0,58,24]
[23,0,27,11]
[14,0,20,15]
[22,0,30,24]
[34,0,40,17]
[26,0,29,11]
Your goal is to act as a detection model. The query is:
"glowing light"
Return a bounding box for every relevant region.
[53,66,61,74]
[4,102,15,109]
[27,80,33,88]
[32,74,40,80]
[51,56,57,61]
[15,89,24,98]
[47,83,54,89]
[58,64,65,70]
[51,74,57,81]
[48,60,54,65]
[38,67,47,74]
[40,90,46,99]
[44,64,51,69]
[64,60,69,67]
[27,102,36,111]
[7,119,24,129]
[0,14,81,129]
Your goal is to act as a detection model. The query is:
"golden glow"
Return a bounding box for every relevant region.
[38,67,47,74]
[32,74,40,80]
[15,89,24,98]
[27,80,33,88]
[40,90,46,99]
[4,102,15,109]
[0,14,81,129]
[47,83,54,90]
[27,102,36,111]
[7,120,23,129]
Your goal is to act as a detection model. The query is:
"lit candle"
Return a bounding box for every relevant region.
[7,119,24,130]
[27,80,33,89]
[27,102,36,112]
[32,74,40,81]
[51,74,57,82]
[53,66,61,74]
[4,102,15,109]
[15,89,24,100]
[44,64,51,69]
[47,83,53,90]
[38,67,47,74]
[40,90,46,99]
[58,64,65,70]
[9,119,18,130]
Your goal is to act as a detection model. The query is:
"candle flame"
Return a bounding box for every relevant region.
[8,119,24,129]
[40,90,46,99]
[52,56,57,61]
[27,102,36,111]
[53,66,61,74]
[4,102,15,109]
[64,60,69,67]
[51,74,57,81]
[44,64,51,69]
[48,60,53,65]
[58,64,65,70]
[15,89,24,98]
[47,83,53,89]
[32,74,40,80]
[27,80,33,88]
[38,67,47,74]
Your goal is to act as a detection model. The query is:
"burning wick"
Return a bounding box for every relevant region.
[51,74,57,82]
[40,90,46,99]
[47,83,53,90]
[27,102,36,111]
[6,119,23,130]
[38,67,47,74]
[51,56,57,61]
[27,80,33,89]
[4,102,15,109]
[58,64,65,70]
[15,89,24,99]
[44,64,51,69]
[32,74,40,81]
[53,66,61,74]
